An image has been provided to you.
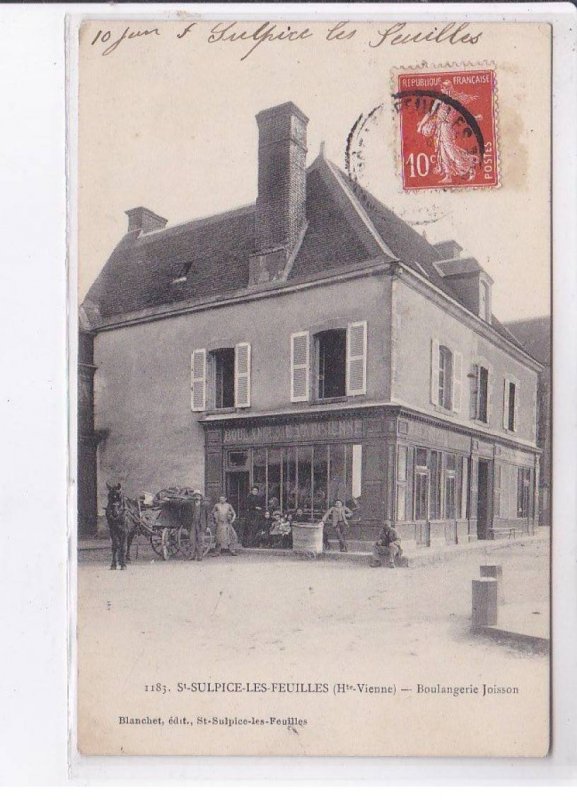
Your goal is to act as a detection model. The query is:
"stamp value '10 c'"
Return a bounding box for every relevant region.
[395,68,499,190]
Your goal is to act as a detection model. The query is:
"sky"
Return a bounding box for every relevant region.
[78,19,551,322]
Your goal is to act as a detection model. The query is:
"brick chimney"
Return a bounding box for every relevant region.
[250,102,308,284]
[125,207,168,235]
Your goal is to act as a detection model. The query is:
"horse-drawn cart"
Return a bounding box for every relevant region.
[126,490,215,561]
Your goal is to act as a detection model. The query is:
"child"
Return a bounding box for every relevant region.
[269,511,283,548]
[255,511,272,548]
[321,499,353,552]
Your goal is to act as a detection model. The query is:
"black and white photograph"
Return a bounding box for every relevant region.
[75,17,552,758]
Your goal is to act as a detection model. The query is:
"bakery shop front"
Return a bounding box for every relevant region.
[200,403,539,547]
[200,407,387,543]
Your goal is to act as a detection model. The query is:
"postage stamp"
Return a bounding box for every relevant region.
[394,66,499,190]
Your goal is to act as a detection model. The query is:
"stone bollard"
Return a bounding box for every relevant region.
[472,578,498,629]
[480,565,504,604]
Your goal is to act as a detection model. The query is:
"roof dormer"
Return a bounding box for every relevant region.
[433,245,494,323]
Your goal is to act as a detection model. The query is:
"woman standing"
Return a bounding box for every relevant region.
[212,494,238,555]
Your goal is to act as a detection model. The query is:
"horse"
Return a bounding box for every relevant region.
[105,482,130,570]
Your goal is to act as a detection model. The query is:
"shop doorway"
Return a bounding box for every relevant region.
[226,471,250,536]
[477,460,490,539]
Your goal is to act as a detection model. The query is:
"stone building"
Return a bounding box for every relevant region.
[80,101,542,544]
[505,316,551,524]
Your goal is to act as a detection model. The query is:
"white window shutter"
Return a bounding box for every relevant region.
[191,349,206,411]
[430,339,440,406]
[234,342,251,408]
[503,378,510,429]
[346,321,367,396]
[486,368,493,425]
[453,351,463,412]
[291,331,310,402]
[512,380,519,432]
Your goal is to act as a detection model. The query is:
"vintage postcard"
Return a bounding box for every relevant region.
[75,17,551,757]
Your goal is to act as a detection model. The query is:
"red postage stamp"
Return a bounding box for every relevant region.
[395,67,499,190]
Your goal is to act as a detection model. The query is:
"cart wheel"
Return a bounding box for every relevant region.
[177,527,194,560]
[160,528,180,561]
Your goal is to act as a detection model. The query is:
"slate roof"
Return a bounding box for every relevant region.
[83,152,528,355]
[505,317,551,366]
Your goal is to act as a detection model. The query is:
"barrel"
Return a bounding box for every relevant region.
[292,521,324,555]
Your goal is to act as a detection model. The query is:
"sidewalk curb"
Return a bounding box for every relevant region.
[78,530,549,567]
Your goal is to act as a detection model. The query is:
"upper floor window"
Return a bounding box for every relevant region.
[291,322,367,403]
[438,346,453,409]
[479,280,491,322]
[471,364,489,423]
[503,377,518,432]
[314,329,347,399]
[431,339,462,413]
[190,343,251,412]
[213,348,235,409]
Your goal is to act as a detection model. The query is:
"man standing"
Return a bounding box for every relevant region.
[212,494,238,556]
[322,499,353,552]
[187,490,211,561]
[370,520,403,568]
[245,485,263,547]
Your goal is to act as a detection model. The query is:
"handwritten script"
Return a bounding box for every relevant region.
[89,21,484,60]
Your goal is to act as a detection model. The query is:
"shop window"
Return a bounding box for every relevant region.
[415,471,429,520]
[283,448,298,511]
[517,467,531,518]
[414,448,429,520]
[315,329,347,399]
[228,450,248,468]
[297,446,313,516]
[267,448,282,512]
[438,346,453,409]
[429,451,442,519]
[213,348,235,409]
[241,443,362,521]
[253,448,267,501]
[396,446,408,522]
[313,446,329,514]
[445,454,457,519]
[461,457,470,518]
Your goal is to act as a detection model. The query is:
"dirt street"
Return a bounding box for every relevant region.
[77,538,549,757]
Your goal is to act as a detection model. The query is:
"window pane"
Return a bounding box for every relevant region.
[214,348,235,408]
[328,444,346,505]
[416,448,428,467]
[397,484,407,521]
[316,329,347,399]
[439,347,453,409]
[228,450,248,468]
[267,448,282,513]
[397,446,407,480]
[253,448,267,500]
[283,448,298,512]
[430,451,441,519]
[508,383,516,430]
[479,367,489,422]
[415,472,428,520]
[461,457,469,518]
[445,474,456,518]
[297,446,313,519]
[313,445,329,518]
